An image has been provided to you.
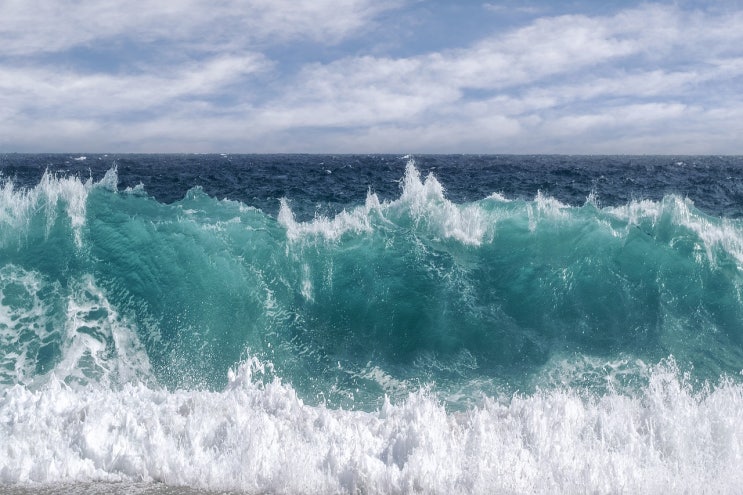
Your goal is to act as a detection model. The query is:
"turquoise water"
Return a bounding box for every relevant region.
[2,157,743,493]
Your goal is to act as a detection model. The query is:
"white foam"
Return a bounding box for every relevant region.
[278,197,374,242]
[96,167,119,192]
[278,162,743,270]
[54,275,153,389]
[0,168,119,248]
[2,358,743,494]
[487,192,511,202]
[0,266,56,387]
[279,161,494,246]
[526,190,570,233]
[606,195,743,268]
[0,266,152,391]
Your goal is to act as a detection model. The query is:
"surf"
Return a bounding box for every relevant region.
[3,358,743,493]
[2,157,743,493]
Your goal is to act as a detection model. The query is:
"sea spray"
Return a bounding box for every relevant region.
[3,358,743,493]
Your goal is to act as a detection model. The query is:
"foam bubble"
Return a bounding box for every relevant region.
[0,265,58,387]
[526,190,570,232]
[2,358,743,494]
[278,162,743,269]
[279,160,494,246]
[278,197,374,242]
[0,168,119,248]
[0,267,152,392]
[53,275,152,389]
[606,195,743,268]
[486,192,511,202]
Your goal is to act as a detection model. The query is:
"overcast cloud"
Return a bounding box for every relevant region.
[1,0,741,153]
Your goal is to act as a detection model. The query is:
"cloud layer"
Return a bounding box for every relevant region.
[1,1,742,153]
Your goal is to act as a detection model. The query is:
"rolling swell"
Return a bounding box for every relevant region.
[2,157,743,492]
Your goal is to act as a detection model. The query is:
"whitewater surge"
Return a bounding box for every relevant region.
[2,359,743,493]
[2,156,743,493]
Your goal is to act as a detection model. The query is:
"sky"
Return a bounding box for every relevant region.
[1,0,742,154]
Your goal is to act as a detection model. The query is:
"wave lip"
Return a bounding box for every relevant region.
[0,167,118,249]
[606,194,743,268]
[279,160,494,246]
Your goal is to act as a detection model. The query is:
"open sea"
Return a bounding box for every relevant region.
[2,153,743,494]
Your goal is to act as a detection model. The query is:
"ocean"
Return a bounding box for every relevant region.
[1,153,743,494]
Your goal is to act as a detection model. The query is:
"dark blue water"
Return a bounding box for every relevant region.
[2,154,743,494]
[4,154,743,219]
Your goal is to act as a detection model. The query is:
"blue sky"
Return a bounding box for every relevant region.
[1,0,742,153]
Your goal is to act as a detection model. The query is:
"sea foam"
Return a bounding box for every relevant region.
[279,161,493,246]
[0,168,107,248]
[2,359,743,494]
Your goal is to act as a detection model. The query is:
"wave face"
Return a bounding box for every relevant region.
[2,154,743,494]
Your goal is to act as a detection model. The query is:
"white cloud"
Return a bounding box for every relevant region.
[245,4,742,153]
[243,5,736,122]
[0,0,403,56]
[0,54,268,118]
[545,102,688,136]
[1,2,742,153]
[482,3,543,15]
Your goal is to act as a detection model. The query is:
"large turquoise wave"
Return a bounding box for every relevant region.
[2,161,743,493]
[3,162,743,401]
